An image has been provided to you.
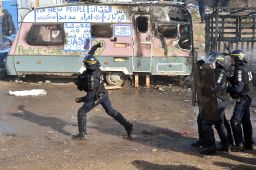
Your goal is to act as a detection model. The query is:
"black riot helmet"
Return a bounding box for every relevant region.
[205,52,225,68]
[230,50,246,64]
[83,54,100,70]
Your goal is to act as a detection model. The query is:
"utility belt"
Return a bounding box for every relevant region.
[94,91,105,104]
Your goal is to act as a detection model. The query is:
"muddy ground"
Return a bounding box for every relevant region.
[0,77,255,170]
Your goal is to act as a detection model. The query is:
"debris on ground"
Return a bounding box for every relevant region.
[8,89,47,96]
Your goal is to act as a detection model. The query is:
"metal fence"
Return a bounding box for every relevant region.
[205,7,256,74]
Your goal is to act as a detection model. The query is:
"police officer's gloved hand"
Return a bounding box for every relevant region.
[95,42,102,48]
[75,98,83,103]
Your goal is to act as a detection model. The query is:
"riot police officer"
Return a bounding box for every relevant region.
[73,43,133,140]
[196,52,231,155]
[227,50,253,151]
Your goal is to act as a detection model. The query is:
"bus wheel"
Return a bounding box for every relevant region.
[105,72,125,86]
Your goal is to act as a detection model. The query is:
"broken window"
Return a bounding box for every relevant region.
[136,16,148,33]
[158,25,177,38]
[91,24,113,38]
[28,24,64,45]
[178,24,192,50]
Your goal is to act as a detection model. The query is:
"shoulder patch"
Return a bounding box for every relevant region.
[237,70,242,82]
[217,72,224,84]
[248,71,253,81]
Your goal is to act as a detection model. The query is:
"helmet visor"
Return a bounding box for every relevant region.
[83,60,97,65]
[230,53,246,61]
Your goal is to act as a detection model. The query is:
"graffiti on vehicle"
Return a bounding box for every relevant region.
[114,24,132,37]
[64,23,91,51]
[35,6,129,23]
[17,45,80,56]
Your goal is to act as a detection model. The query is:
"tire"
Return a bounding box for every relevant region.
[105,72,125,86]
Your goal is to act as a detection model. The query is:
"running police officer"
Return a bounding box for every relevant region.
[73,43,133,140]
[227,50,253,151]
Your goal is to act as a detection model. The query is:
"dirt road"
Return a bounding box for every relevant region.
[0,79,255,170]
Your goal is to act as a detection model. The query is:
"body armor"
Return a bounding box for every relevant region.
[76,70,94,92]
[76,68,105,95]
[215,68,228,101]
[228,64,250,99]
[94,69,105,97]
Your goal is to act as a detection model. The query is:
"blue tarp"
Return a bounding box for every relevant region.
[0,43,10,68]
[2,0,18,33]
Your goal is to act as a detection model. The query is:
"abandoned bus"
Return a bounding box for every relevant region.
[5,1,194,86]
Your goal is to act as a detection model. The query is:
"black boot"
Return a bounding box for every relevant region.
[243,144,253,150]
[243,140,254,150]
[192,140,205,148]
[231,144,244,152]
[125,122,133,138]
[218,145,230,152]
[72,133,87,140]
[113,112,133,138]
[200,147,216,155]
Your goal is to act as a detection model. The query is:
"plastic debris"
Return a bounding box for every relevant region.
[8,89,47,96]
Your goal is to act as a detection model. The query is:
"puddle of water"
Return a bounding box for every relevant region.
[0,120,14,135]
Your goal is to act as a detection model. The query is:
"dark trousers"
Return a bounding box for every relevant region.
[197,111,233,147]
[197,113,204,143]
[224,115,234,146]
[201,107,229,148]
[230,96,253,146]
[198,1,205,22]
[77,91,128,135]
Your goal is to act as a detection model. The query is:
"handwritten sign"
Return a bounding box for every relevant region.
[35,5,129,23]
[64,23,91,51]
[114,25,132,37]
[35,8,58,22]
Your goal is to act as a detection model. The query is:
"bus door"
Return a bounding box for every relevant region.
[132,14,152,72]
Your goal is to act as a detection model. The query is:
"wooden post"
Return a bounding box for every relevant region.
[146,74,150,88]
[134,74,139,88]
[36,0,39,8]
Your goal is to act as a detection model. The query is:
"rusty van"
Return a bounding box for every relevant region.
[5,1,194,86]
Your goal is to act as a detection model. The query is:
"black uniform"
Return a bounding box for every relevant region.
[73,43,133,139]
[193,56,233,151]
[227,63,253,150]
[200,67,230,154]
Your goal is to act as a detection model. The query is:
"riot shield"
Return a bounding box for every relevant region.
[195,63,218,121]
